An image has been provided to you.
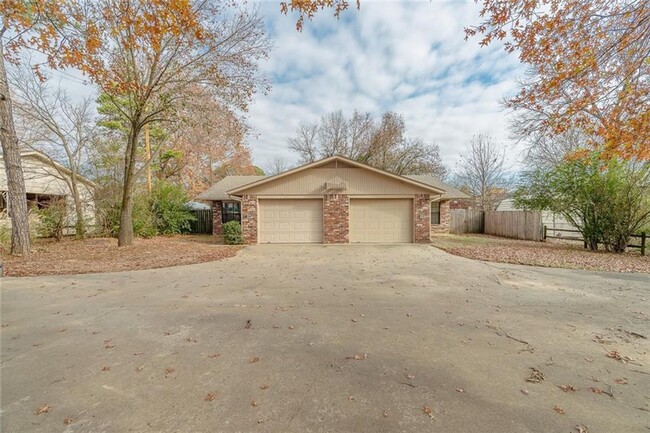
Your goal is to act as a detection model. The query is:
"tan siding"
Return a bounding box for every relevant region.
[0,156,97,232]
[242,167,431,196]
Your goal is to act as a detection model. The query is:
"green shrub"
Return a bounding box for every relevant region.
[96,182,195,238]
[150,181,195,235]
[36,200,67,241]
[223,220,244,245]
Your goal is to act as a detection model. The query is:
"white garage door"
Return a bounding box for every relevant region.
[259,199,323,243]
[349,199,413,243]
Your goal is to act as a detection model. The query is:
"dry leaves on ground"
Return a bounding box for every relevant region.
[431,235,649,273]
[525,368,545,383]
[1,236,242,277]
[35,404,50,415]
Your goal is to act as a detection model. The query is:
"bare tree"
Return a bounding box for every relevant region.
[266,156,292,175]
[11,64,96,238]
[455,133,510,211]
[319,111,348,157]
[288,121,319,164]
[286,109,447,177]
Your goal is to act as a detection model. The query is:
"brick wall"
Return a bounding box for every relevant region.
[323,194,349,243]
[431,200,450,234]
[240,195,258,244]
[211,201,223,236]
[414,194,431,243]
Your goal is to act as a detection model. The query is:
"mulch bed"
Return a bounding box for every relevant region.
[1,235,242,277]
[431,234,650,273]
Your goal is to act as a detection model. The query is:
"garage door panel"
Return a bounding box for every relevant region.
[350,199,412,243]
[259,199,323,244]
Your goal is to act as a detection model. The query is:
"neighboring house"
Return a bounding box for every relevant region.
[197,155,469,244]
[0,152,97,235]
[496,198,577,236]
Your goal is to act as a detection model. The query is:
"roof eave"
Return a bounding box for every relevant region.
[227,155,446,196]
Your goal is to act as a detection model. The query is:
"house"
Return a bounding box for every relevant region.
[496,198,577,236]
[0,152,97,235]
[197,155,469,244]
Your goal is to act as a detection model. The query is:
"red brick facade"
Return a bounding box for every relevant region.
[431,200,450,234]
[211,200,223,237]
[414,194,431,243]
[240,195,258,244]
[323,194,349,243]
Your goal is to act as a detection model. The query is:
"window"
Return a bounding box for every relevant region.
[431,201,440,225]
[0,191,7,216]
[222,201,241,224]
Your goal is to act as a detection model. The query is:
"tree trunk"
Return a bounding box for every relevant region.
[117,128,140,246]
[70,176,86,239]
[0,41,30,256]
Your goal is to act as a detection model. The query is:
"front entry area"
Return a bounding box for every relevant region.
[349,198,413,243]
[258,199,323,243]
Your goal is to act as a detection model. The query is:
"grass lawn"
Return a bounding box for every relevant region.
[431,234,650,273]
[0,235,241,277]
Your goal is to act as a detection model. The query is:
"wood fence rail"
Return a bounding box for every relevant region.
[544,227,646,256]
[484,211,543,241]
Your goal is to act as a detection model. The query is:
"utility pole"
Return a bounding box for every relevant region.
[145,124,152,194]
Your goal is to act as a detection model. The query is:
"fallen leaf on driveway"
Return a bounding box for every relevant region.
[422,406,435,420]
[260,384,269,390]
[525,368,544,383]
[208,353,220,359]
[164,368,175,377]
[347,353,368,360]
[520,389,529,395]
[186,337,198,343]
[101,366,111,371]
[245,320,252,329]
[382,410,389,417]
[553,405,565,415]
[575,424,589,433]
[614,378,628,384]
[251,400,258,407]
[204,393,216,401]
[558,385,577,392]
[588,387,603,394]
[288,325,294,330]
[455,387,464,393]
[35,404,50,415]
[63,417,73,425]
[249,357,261,363]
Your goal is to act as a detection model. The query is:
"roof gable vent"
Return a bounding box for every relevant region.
[325,176,348,192]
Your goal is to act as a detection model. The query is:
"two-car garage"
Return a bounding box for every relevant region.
[258,198,413,244]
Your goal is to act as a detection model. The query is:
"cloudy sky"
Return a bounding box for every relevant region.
[53,1,526,173]
[249,1,526,172]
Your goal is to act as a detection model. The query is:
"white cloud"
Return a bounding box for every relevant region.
[249,1,526,171]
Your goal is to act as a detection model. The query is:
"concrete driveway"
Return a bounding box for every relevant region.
[1,245,649,433]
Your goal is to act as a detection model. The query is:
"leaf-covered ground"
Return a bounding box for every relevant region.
[1,235,242,277]
[431,234,650,273]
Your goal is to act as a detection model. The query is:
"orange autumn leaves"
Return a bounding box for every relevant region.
[466,0,650,161]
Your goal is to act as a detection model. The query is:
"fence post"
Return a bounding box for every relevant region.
[642,232,646,256]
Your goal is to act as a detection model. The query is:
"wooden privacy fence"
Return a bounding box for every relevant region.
[484,211,543,241]
[190,209,213,234]
[450,209,484,233]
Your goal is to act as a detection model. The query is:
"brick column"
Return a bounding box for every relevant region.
[240,195,258,244]
[323,194,349,244]
[212,201,223,236]
[431,200,450,234]
[414,194,431,243]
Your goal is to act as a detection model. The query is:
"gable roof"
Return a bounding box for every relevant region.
[0,151,98,189]
[227,155,446,196]
[405,175,470,200]
[196,175,266,201]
